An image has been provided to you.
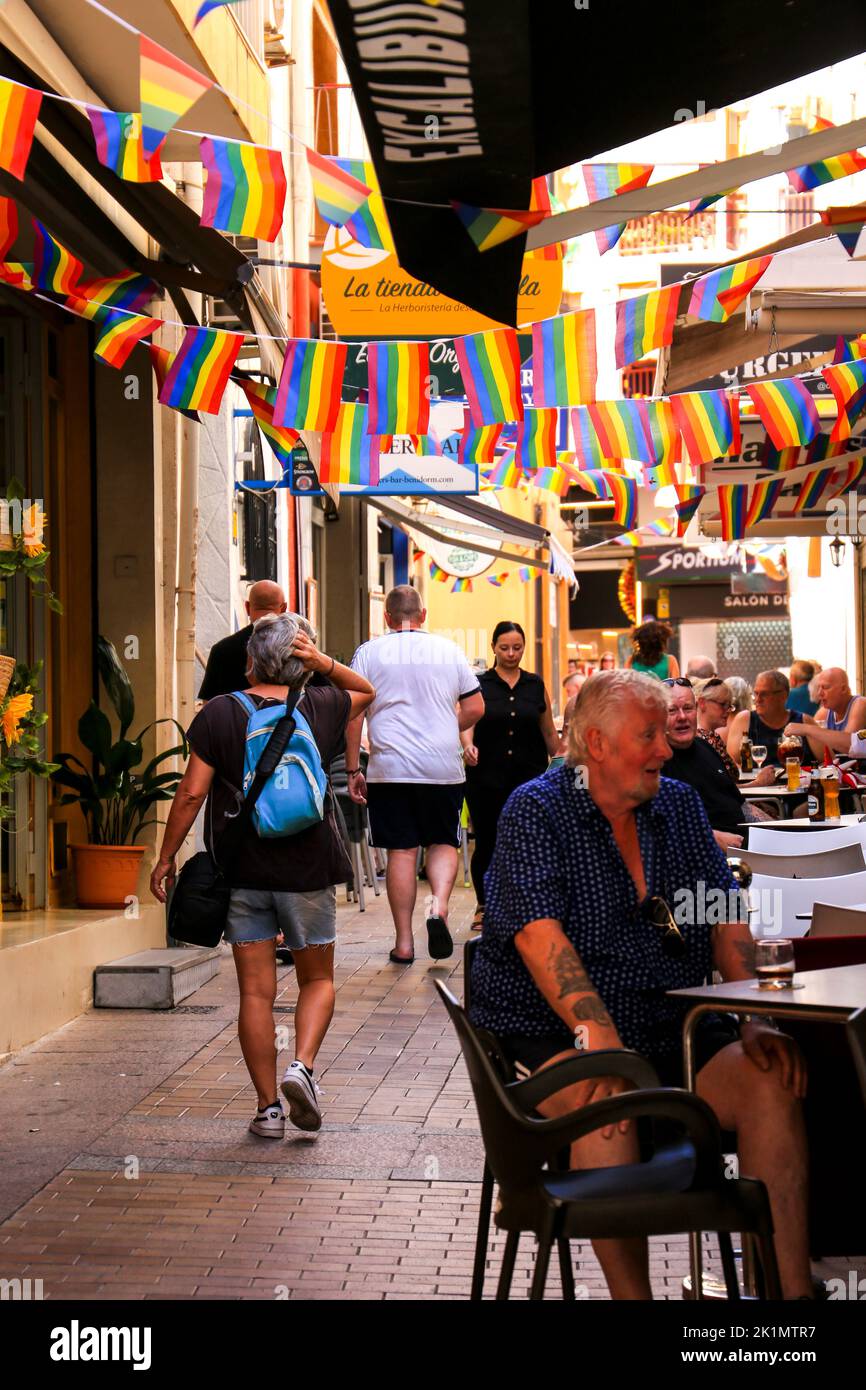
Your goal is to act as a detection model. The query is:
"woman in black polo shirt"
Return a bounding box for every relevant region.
[461,622,559,929]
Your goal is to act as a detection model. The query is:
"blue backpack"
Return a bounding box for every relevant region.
[230,692,328,838]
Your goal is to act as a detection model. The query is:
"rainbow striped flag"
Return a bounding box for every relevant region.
[746,478,785,527]
[201,137,286,241]
[822,360,866,442]
[517,566,534,582]
[194,0,243,24]
[458,414,502,466]
[688,256,772,322]
[787,118,866,192]
[307,149,371,228]
[87,110,162,183]
[793,467,834,514]
[525,177,563,262]
[149,344,199,422]
[745,379,820,449]
[611,519,676,547]
[603,472,637,529]
[336,160,392,249]
[582,163,654,254]
[671,390,733,465]
[139,34,213,160]
[273,339,347,432]
[69,272,156,320]
[429,560,450,584]
[804,433,850,466]
[673,484,706,537]
[530,466,570,498]
[0,78,42,181]
[532,309,596,407]
[0,196,17,259]
[455,327,523,426]
[641,400,681,477]
[560,463,610,499]
[515,408,558,473]
[717,483,749,541]
[684,191,730,219]
[728,389,742,458]
[830,458,866,498]
[451,200,545,252]
[401,434,442,457]
[366,341,430,436]
[758,440,801,472]
[487,572,510,586]
[614,285,680,370]
[319,403,380,488]
[484,452,523,489]
[451,577,473,593]
[32,221,82,295]
[585,400,654,464]
[240,379,300,472]
[833,335,866,364]
[93,310,161,369]
[0,261,32,291]
[158,327,243,415]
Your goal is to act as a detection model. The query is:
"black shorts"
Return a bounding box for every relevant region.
[498,1012,740,1088]
[366,782,464,850]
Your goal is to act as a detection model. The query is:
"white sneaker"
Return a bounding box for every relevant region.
[280,1061,322,1132]
[249,1101,285,1139]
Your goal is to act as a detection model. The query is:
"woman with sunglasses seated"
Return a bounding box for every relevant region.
[624,618,679,681]
[469,669,811,1301]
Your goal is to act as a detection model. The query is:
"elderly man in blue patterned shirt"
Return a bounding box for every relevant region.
[470,669,811,1301]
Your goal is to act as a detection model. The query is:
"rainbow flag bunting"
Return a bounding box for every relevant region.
[804,433,851,466]
[149,344,199,422]
[833,335,866,364]
[451,200,545,252]
[307,149,371,228]
[829,458,866,498]
[532,309,596,407]
[139,34,213,160]
[684,191,730,219]
[560,464,610,499]
[338,161,392,249]
[402,434,442,457]
[603,472,637,529]
[611,519,676,547]
[728,390,742,458]
[194,0,244,24]
[458,414,502,466]
[746,478,785,527]
[487,572,510,586]
[614,285,680,369]
[318,403,380,487]
[484,452,523,489]
[688,256,772,322]
[158,327,243,415]
[673,484,706,537]
[822,360,866,442]
[240,379,300,472]
[641,400,682,479]
[514,407,558,473]
[455,327,523,426]
[0,197,17,259]
[87,110,162,182]
[429,560,450,584]
[451,577,473,593]
[517,567,534,582]
[585,400,654,464]
[366,341,430,436]
[717,483,749,541]
[745,379,820,448]
[670,389,733,464]
[787,118,866,193]
[32,220,82,295]
[69,272,156,319]
[93,310,161,369]
[0,261,32,291]
[200,137,286,241]
[582,163,654,254]
[793,467,834,514]
[0,78,42,181]
[758,440,802,472]
[273,339,347,432]
[525,177,563,262]
[530,466,570,498]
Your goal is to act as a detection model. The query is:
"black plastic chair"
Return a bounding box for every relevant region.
[438,976,782,1300]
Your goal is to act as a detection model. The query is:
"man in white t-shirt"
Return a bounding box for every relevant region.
[347,585,484,963]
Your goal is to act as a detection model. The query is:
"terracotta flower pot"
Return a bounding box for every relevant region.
[70,843,146,909]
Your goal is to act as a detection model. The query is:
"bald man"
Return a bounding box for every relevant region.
[785,666,866,760]
[198,580,287,700]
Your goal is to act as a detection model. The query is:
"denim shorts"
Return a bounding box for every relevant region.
[225,886,337,949]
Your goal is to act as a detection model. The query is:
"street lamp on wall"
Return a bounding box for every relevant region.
[830,536,845,569]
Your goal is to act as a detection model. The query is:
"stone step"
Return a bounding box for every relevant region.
[93,946,222,1010]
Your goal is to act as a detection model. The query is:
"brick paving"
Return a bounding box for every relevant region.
[0,881,861,1300]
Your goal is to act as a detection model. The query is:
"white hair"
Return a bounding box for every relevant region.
[567,669,668,766]
[246,612,316,688]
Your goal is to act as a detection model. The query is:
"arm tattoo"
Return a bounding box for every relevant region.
[547,943,613,1028]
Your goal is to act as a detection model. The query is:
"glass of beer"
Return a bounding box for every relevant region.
[779,735,803,791]
[752,938,801,989]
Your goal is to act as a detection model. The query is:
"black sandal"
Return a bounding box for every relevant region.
[389,949,415,964]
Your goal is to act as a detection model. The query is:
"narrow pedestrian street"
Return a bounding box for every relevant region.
[0,882,857,1301]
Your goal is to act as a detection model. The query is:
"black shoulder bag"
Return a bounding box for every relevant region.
[167,694,301,948]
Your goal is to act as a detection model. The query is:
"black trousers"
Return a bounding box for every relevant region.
[463,783,516,906]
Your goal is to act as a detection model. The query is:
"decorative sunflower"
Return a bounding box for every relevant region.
[22,502,46,557]
[2,692,34,745]
[618,562,637,623]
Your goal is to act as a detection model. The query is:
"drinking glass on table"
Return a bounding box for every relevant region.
[753,937,802,990]
[778,735,803,792]
[752,744,768,771]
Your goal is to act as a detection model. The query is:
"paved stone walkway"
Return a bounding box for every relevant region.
[0,883,860,1300]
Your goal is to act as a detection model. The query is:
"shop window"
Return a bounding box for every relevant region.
[240,422,277,582]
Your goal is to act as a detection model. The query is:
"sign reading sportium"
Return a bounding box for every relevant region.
[635,545,759,584]
[321,222,562,337]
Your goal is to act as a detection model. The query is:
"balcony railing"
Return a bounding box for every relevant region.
[230,0,267,67]
[617,208,718,255]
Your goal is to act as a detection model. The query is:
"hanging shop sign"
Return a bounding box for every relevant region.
[322,224,561,337]
[668,584,789,621]
[636,544,760,583]
[423,493,503,580]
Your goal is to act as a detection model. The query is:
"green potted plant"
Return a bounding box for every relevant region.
[52,637,188,908]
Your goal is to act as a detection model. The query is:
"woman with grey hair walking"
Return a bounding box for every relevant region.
[151,614,374,1138]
